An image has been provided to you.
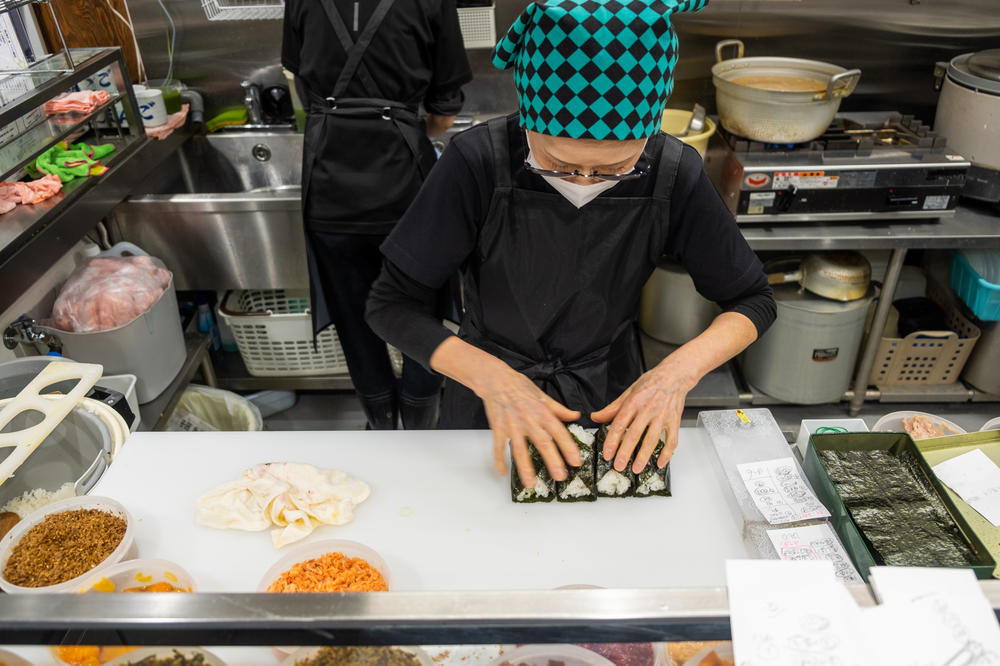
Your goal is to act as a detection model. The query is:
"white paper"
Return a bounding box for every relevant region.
[726,560,865,666]
[932,449,1000,527]
[766,524,863,584]
[737,457,831,524]
[866,567,1000,665]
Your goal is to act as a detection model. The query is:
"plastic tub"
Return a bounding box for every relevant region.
[682,642,734,666]
[78,557,195,593]
[0,648,32,665]
[281,646,432,666]
[167,385,263,432]
[0,495,137,593]
[488,645,615,666]
[952,250,1000,321]
[661,109,717,158]
[259,539,390,662]
[104,647,226,666]
[871,410,967,439]
[982,417,1000,432]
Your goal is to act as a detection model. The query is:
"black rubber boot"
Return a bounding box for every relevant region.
[399,392,440,430]
[359,393,397,430]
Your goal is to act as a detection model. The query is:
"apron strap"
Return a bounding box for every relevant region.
[487,116,513,189]
[318,0,397,100]
[651,133,684,201]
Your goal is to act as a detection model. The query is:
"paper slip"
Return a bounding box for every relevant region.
[726,560,865,666]
[766,524,863,584]
[932,449,1000,527]
[737,457,830,525]
[866,567,1000,666]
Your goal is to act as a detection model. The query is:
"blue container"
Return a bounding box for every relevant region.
[951,251,1000,321]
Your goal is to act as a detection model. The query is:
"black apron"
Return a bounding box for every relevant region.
[304,0,436,337]
[439,117,684,429]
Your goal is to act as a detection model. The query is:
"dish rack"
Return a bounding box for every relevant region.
[201,0,283,21]
[218,290,402,378]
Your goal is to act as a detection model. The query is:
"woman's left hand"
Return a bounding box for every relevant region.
[591,356,696,473]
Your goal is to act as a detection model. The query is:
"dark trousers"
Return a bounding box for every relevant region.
[307,230,442,402]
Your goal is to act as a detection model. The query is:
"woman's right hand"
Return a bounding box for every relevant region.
[477,363,582,488]
[430,336,581,487]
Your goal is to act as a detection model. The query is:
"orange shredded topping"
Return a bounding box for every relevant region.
[123,581,184,592]
[267,552,388,593]
[56,646,101,666]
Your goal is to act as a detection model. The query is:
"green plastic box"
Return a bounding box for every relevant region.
[802,431,995,581]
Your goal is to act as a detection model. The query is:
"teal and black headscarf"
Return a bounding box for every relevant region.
[493,0,708,140]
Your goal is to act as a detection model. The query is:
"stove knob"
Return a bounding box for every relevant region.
[774,185,797,212]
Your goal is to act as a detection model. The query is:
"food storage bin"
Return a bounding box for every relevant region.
[0,495,137,593]
[982,417,1000,432]
[281,646,433,666]
[871,410,967,439]
[802,432,994,581]
[952,250,1000,321]
[488,645,615,666]
[793,418,868,457]
[104,647,226,666]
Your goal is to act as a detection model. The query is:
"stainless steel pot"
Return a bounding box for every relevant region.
[934,49,1000,203]
[639,260,721,345]
[766,252,872,302]
[712,39,862,143]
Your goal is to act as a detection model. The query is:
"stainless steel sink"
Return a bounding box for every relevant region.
[109,131,309,290]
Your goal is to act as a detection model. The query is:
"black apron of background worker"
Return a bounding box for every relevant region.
[439,117,683,428]
[302,0,441,428]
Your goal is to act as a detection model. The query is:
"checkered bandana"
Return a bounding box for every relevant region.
[493,0,708,139]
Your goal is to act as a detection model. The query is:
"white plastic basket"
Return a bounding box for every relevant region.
[218,290,402,378]
[457,5,496,49]
[201,0,283,21]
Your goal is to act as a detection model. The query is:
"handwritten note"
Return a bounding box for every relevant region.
[737,457,831,525]
[932,449,1000,527]
[726,560,864,666]
[766,524,862,584]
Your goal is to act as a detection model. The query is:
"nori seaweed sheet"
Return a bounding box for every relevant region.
[510,442,555,503]
[556,430,597,502]
[634,440,671,497]
[818,448,975,567]
[595,425,635,497]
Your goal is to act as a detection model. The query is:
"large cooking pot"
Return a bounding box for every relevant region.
[934,49,1000,204]
[639,259,721,345]
[766,252,872,302]
[712,39,862,143]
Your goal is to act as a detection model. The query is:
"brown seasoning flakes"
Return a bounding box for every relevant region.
[295,646,423,666]
[3,508,126,587]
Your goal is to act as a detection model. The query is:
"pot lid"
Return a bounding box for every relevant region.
[773,283,876,313]
[948,50,1000,95]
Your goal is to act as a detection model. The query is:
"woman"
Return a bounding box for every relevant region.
[367,0,775,485]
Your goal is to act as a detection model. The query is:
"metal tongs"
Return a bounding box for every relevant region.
[679,103,706,137]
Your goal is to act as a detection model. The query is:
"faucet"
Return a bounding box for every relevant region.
[3,318,63,355]
[241,80,264,125]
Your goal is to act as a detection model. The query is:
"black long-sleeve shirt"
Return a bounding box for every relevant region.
[367,116,776,369]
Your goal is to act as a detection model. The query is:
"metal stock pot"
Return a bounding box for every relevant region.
[712,39,862,143]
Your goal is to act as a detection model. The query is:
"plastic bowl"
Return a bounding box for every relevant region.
[78,557,195,593]
[981,417,1000,432]
[281,646,433,666]
[488,645,615,666]
[0,648,32,665]
[0,495,136,593]
[661,109,717,159]
[682,642,734,666]
[259,539,391,662]
[103,647,226,665]
[871,410,967,439]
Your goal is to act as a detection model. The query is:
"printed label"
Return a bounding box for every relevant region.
[813,348,839,362]
[749,191,776,202]
[773,171,839,190]
[745,173,771,188]
[923,195,951,210]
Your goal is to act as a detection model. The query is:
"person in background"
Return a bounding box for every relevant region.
[367,0,775,484]
[282,0,472,430]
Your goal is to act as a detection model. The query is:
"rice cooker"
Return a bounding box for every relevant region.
[741,283,876,405]
[934,49,1000,204]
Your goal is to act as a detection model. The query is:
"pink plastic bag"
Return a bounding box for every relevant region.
[50,255,172,332]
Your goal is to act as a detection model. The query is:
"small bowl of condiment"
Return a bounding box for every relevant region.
[78,557,196,593]
[103,647,226,665]
[281,646,433,666]
[259,539,391,661]
[0,495,136,593]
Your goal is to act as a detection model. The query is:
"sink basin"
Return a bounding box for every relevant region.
[178,131,302,193]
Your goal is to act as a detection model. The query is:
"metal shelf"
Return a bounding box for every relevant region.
[213,348,355,391]
[138,331,214,431]
[0,48,110,122]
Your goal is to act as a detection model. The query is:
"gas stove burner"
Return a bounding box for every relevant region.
[719,111,949,157]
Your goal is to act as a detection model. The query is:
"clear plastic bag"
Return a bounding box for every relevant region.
[50,256,172,333]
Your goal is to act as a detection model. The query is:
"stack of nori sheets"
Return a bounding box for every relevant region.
[818,448,976,567]
[513,424,670,502]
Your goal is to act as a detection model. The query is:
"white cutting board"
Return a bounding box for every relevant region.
[15,428,746,666]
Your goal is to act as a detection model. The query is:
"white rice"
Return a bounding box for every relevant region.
[0,483,76,518]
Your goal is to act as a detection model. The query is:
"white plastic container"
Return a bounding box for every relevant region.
[41,243,185,404]
[682,642,734,666]
[104,647,226,666]
[794,418,869,457]
[77,557,195,593]
[259,539,391,662]
[871,410,967,439]
[0,495,137,593]
[981,417,1000,432]
[487,645,615,666]
[0,648,31,666]
[281,646,433,666]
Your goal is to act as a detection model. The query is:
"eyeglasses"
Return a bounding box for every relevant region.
[522,160,648,182]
